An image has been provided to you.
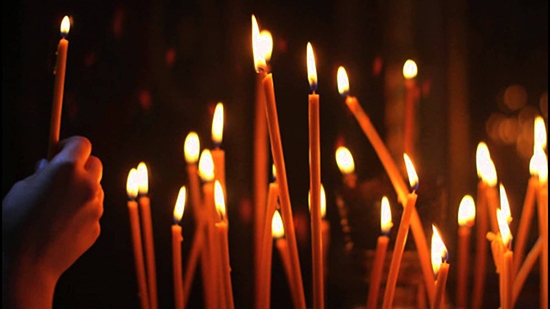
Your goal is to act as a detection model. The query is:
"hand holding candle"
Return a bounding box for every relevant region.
[172,187,187,309]
[431,225,450,309]
[456,195,475,308]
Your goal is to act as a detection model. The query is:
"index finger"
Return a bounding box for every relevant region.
[52,136,92,166]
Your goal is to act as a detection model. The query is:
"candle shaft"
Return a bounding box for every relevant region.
[182,225,205,307]
[366,235,389,309]
[48,37,69,159]
[216,222,234,309]
[537,181,548,309]
[186,164,203,223]
[472,181,489,309]
[258,183,278,309]
[502,250,513,309]
[321,220,330,278]
[202,182,218,309]
[172,225,184,309]
[138,196,158,309]
[263,74,306,309]
[276,239,300,309]
[432,262,450,309]
[456,226,471,308]
[514,177,538,275]
[486,185,500,233]
[403,79,418,159]
[127,201,150,309]
[513,237,542,306]
[212,148,226,199]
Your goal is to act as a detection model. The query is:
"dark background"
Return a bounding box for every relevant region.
[2,0,547,308]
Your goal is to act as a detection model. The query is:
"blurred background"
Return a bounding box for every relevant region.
[2,0,547,308]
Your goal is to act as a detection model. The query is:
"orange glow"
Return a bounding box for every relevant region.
[534,116,547,150]
[530,148,548,182]
[457,195,476,227]
[308,184,327,218]
[431,225,448,276]
[259,30,273,63]
[184,132,200,164]
[335,146,355,175]
[272,164,277,181]
[136,162,149,195]
[272,210,284,238]
[60,16,71,36]
[306,42,317,91]
[126,168,139,200]
[403,153,419,191]
[252,15,266,72]
[476,142,498,187]
[497,209,512,247]
[499,184,512,224]
[380,196,393,234]
[212,102,224,145]
[214,180,225,220]
[402,59,418,79]
[173,186,187,223]
[198,149,215,182]
[337,66,350,96]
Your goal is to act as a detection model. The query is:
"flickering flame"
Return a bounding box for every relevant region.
[252,15,266,72]
[60,16,71,37]
[212,102,224,146]
[476,142,498,187]
[335,146,355,175]
[308,184,327,218]
[497,208,512,247]
[534,116,547,150]
[272,210,285,238]
[499,184,512,224]
[380,196,393,234]
[306,42,318,91]
[272,164,277,181]
[136,162,149,195]
[431,225,448,276]
[337,66,350,96]
[530,148,548,182]
[126,168,139,200]
[457,195,476,227]
[402,59,418,79]
[214,180,226,220]
[173,186,187,223]
[259,30,273,63]
[403,153,419,191]
[184,132,200,164]
[198,149,215,182]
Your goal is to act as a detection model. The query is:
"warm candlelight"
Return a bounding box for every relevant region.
[48,16,71,159]
[532,146,548,309]
[497,209,513,309]
[184,132,202,221]
[335,146,357,188]
[402,59,419,159]
[456,195,475,308]
[172,186,186,309]
[366,196,392,309]
[136,162,158,309]
[476,142,499,233]
[499,184,512,224]
[431,225,450,309]
[126,168,150,309]
[211,102,226,197]
[215,181,234,309]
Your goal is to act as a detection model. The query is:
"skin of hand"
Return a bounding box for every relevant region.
[2,136,104,309]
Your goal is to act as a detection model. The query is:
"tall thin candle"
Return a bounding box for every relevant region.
[402,59,419,159]
[211,103,226,198]
[260,182,279,309]
[456,195,475,308]
[172,187,187,309]
[431,226,450,309]
[335,146,357,189]
[214,181,234,309]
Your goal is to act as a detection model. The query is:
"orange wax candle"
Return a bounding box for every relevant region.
[456,195,475,308]
[259,181,279,309]
[263,73,306,309]
[402,59,419,159]
[537,179,548,309]
[48,16,70,159]
[214,181,234,309]
[431,225,449,309]
[514,176,538,274]
[273,211,301,309]
[184,132,203,222]
[211,102,226,196]
[432,262,449,309]
[335,146,357,189]
[126,169,150,309]
[496,208,514,309]
[513,237,542,306]
[182,223,204,306]
[172,187,186,309]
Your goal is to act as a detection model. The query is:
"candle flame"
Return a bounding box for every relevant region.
[212,102,224,146]
[431,225,448,276]
[530,148,548,182]
[335,146,355,175]
[381,196,393,234]
[337,66,350,96]
[184,132,200,164]
[260,30,273,63]
[60,16,71,37]
[497,208,512,247]
[499,184,512,224]
[126,168,139,200]
[476,142,498,187]
[457,195,476,227]
[402,59,418,79]
[252,15,266,72]
[534,116,547,150]
[214,180,225,221]
[272,164,277,181]
[173,186,187,223]
[308,184,327,218]
[272,210,285,238]
[403,153,419,191]
[136,162,149,195]
[198,149,215,182]
[306,42,318,91]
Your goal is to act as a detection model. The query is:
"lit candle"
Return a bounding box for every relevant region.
[477,142,500,233]
[126,168,150,309]
[337,67,434,302]
[431,225,450,309]
[402,59,419,159]
[214,181,234,309]
[137,162,158,309]
[382,154,420,309]
[497,209,514,309]
[172,186,187,309]
[273,210,298,309]
[456,195,475,308]
[309,184,330,279]
[48,16,71,159]
[335,146,357,189]
[259,172,279,309]
[184,132,202,221]
[366,196,392,309]
[211,102,226,199]
[534,148,548,309]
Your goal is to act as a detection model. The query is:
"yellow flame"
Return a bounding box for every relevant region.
[272,164,277,180]
[212,102,224,145]
[457,195,476,227]
[126,168,139,199]
[184,132,200,164]
[214,180,225,220]
[252,15,266,72]
[476,142,498,187]
[173,186,187,223]
[403,153,418,190]
[402,59,418,79]
[534,116,547,150]
[431,225,448,276]
[306,42,318,90]
[136,162,149,195]
[337,66,350,96]
[259,30,273,63]
[272,210,284,238]
[497,209,512,247]
[308,184,327,218]
[530,148,548,182]
[499,184,512,224]
[60,16,71,35]
[335,146,355,175]
[198,149,215,182]
[381,196,393,234]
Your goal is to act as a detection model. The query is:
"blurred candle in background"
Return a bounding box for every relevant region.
[172,186,186,309]
[456,195,475,309]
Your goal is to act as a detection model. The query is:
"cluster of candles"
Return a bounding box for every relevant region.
[49,13,548,309]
